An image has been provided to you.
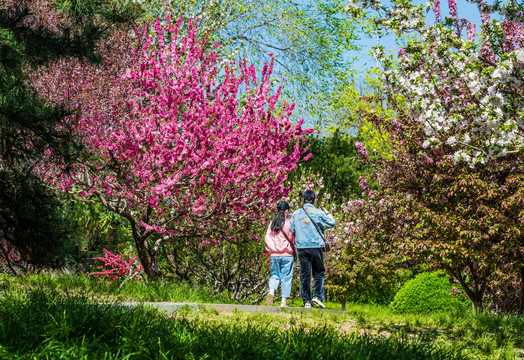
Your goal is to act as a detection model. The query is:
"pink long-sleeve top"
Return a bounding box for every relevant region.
[264,219,295,257]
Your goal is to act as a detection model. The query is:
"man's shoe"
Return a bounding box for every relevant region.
[280,302,288,308]
[304,302,311,309]
[266,292,274,306]
[311,297,326,309]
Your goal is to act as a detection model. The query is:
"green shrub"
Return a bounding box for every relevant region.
[390,271,471,314]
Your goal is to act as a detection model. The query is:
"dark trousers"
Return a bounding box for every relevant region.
[297,248,325,304]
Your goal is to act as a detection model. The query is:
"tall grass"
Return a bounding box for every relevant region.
[0,291,467,360]
[1,273,522,359]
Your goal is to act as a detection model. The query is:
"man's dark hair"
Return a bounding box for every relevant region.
[303,190,316,204]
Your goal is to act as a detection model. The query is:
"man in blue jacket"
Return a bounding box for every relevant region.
[290,190,336,309]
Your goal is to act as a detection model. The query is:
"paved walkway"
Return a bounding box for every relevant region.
[120,302,346,315]
[0,290,346,315]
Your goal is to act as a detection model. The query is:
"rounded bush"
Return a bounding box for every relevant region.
[390,271,471,314]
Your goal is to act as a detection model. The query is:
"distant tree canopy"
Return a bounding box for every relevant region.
[289,129,369,202]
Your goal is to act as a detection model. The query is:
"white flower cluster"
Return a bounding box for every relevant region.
[368,4,524,165]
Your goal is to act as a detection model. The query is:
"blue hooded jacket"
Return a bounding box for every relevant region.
[289,203,336,249]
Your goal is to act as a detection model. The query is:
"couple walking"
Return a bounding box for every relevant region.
[264,190,336,308]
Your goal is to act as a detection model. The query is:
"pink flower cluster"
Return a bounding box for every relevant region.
[355,141,369,159]
[90,248,143,283]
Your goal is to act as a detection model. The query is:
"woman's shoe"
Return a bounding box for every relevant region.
[266,292,274,306]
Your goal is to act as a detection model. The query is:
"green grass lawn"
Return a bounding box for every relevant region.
[0,273,523,359]
[0,272,234,304]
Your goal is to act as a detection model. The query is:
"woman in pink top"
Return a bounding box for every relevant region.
[264,200,296,307]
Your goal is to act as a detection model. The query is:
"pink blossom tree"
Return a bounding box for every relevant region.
[37,16,312,279]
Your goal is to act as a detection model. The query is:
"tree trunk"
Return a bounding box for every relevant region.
[451,266,485,313]
[519,266,524,315]
[472,297,483,313]
[341,300,346,311]
[135,236,160,280]
[125,215,161,281]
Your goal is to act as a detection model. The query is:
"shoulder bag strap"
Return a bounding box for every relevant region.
[302,207,327,243]
[280,228,297,259]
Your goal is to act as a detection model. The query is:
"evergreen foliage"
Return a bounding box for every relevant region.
[61,200,133,270]
[0,173,76,269]
[0,0,137,270]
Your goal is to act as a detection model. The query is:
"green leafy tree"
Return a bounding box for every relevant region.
[289,76,394,202]
[329,70,393,158]
[289,130,366,202]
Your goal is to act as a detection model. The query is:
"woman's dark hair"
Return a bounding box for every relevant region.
[303,190,316,204]
[270,201,290,231]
